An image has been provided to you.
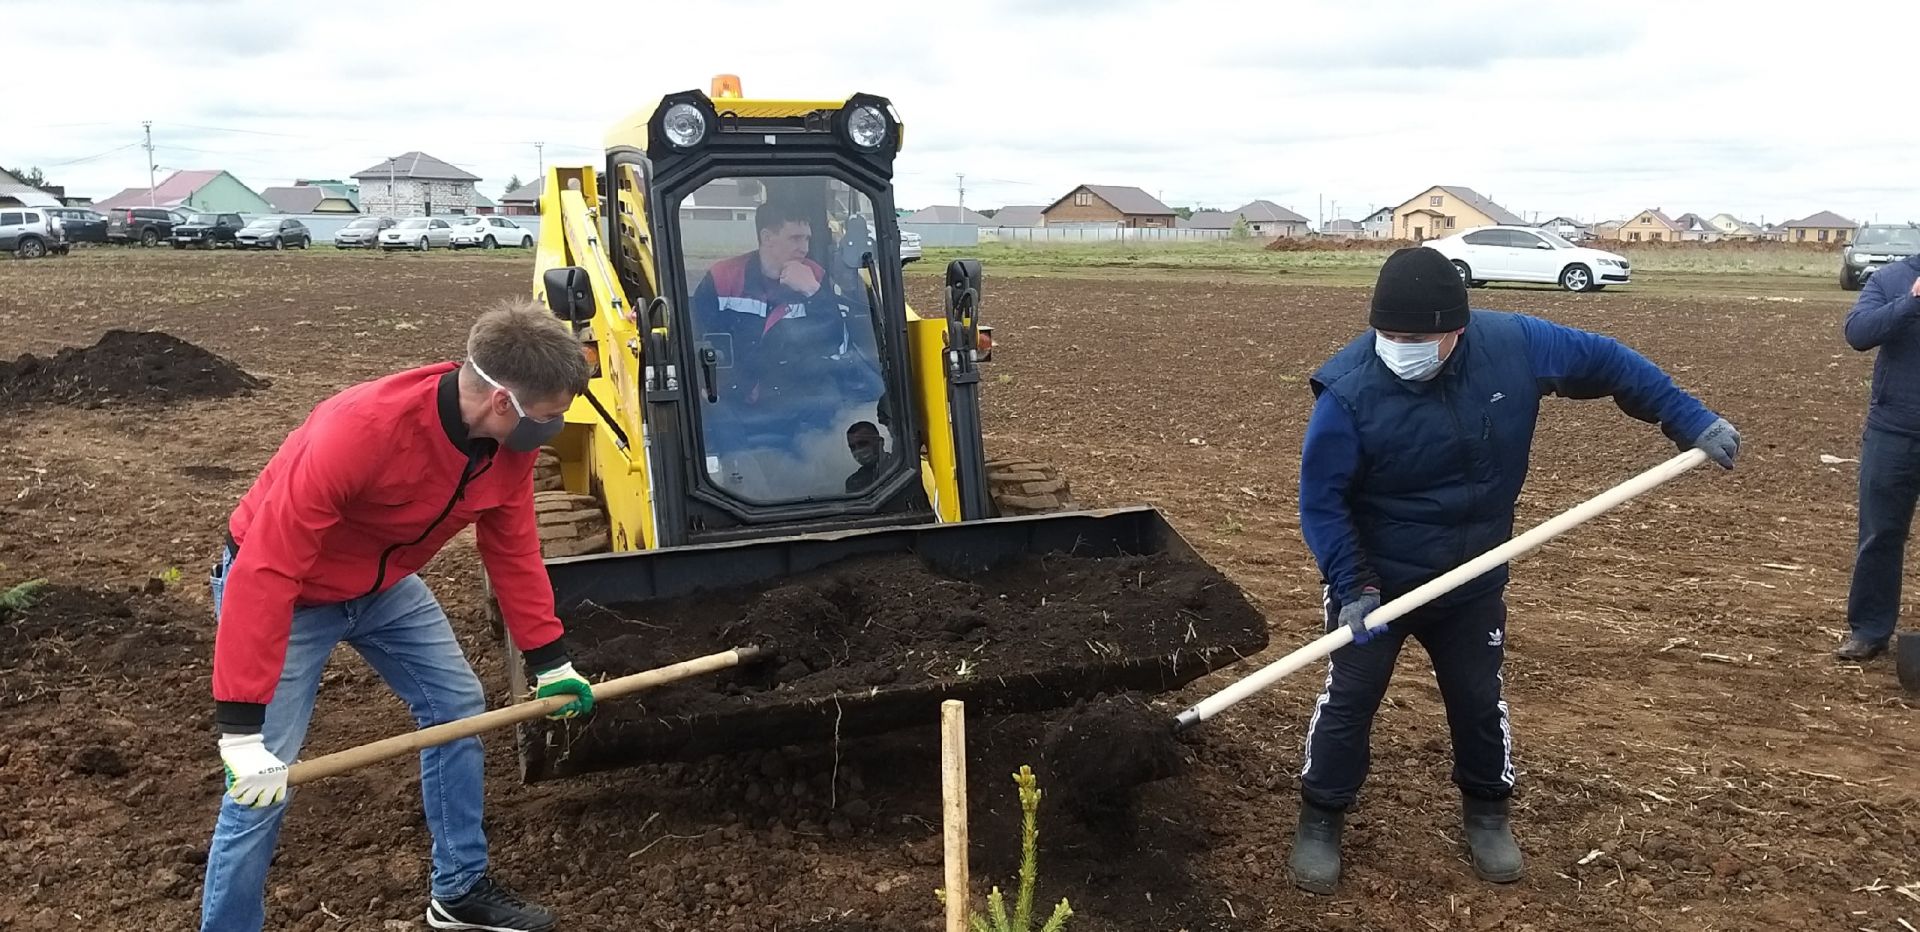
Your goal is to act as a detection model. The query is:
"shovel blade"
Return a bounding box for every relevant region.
[1897,632,1920,694]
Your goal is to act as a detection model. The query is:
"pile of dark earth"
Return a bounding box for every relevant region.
[0,330,267,408]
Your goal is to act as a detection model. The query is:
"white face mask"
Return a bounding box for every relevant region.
[1374,332,1446,381]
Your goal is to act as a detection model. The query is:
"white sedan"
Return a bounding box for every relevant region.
[379,217,454,250]
[1424,226,1631,292]
[449,216,534,249]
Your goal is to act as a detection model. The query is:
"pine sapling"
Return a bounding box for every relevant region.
[935,764,1074,932]
[0,578,48,618]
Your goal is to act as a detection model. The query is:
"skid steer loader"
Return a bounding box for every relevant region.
[504,76,1268,781]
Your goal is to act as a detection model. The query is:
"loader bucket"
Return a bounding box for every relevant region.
[513,507,1268,782]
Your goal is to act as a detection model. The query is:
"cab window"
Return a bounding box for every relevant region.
[677,174,893,504]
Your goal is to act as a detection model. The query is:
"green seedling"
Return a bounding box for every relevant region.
[936,765,1073,932]
[0,578,49,618]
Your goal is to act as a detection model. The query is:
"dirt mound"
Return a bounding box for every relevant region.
[0,330,267,408]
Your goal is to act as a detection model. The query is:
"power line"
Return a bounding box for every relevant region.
[43,142,139,167]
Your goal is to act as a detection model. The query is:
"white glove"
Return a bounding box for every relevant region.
[219,733,289,808]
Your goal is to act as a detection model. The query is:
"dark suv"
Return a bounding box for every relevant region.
[46,207,108,244]
[1841,224,1920,291]
[106,207,182,246]
[171,213,245,249]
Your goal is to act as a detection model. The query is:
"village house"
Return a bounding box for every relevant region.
[1389,186,1524,242]
[352,151,481,216]
[1041,185,1177,229]
[1779,211,1858,244]
[1611,209,1684,243]
[96,169,273,214]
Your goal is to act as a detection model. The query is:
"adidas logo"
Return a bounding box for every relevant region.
[1490,392,1506,403]
[1487,629,1504,647]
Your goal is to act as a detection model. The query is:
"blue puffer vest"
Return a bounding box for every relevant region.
[1309,311,1539,605]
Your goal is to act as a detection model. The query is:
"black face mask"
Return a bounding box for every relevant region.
[470,360,565,453]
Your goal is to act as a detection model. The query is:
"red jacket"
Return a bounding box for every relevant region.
[212,362,566,729]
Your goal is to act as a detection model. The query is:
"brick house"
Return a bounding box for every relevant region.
[352,151,481,216]
[1041,185,1177,228]
[1389,186,1524,242]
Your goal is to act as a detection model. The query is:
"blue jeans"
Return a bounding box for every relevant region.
[199,549,490,931]
[1847,426,1920,645]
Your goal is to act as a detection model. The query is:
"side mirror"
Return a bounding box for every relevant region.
[944,259,983,321]
[543,266,595,324]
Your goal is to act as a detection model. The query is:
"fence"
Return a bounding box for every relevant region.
[982,226,1231,243]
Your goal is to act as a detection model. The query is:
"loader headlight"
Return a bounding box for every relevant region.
[846,105,887,149]
[663,102,708,148]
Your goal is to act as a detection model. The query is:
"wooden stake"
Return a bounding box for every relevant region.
[941,699,970,932]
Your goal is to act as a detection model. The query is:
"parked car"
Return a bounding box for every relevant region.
[106,207,182,246]
[899,230,922,264]
[235,217,311,250]
[333,216,396,248]
[449,215,534,249]
[0,208,68,258]
[1840,224,1920,291]
[1424,225,1631,292]
[379,217,453,250]
[170,212,246,249]
[46,207,108,244]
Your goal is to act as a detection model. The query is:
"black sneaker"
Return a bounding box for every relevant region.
[426,875,556,932]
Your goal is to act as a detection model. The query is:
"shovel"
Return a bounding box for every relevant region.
[287,646,765,787]
[1173,448,1711,732]
[1898,633,1920,695]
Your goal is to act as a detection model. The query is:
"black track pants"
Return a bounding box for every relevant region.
[1298,587,1514,810]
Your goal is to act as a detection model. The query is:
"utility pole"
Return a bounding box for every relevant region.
[388,155,398,216]
[142,121,156,207]
[1318,194,1323,233]
[535,141,544,179]
[956,173,965,212]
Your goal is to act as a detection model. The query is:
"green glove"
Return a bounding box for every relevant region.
[533,661,594,720]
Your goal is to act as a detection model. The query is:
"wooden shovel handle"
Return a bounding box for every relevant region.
[288,646,763,787]
[1175,448,1709,730]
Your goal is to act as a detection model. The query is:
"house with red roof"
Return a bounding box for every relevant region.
[95,169,273,214]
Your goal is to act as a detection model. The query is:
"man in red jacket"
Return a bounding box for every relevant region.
[199,301,594,932]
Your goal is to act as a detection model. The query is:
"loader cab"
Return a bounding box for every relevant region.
[624,87,932,542]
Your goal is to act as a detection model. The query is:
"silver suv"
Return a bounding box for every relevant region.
[0,208,68,259]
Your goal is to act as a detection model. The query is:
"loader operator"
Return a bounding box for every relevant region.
[1288,246,1740,894]
[200,302,596,932]
[691,198,858,408]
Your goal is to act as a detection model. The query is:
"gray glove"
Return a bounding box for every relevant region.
[1692,417,1740,470]
[1339,588,1383,645]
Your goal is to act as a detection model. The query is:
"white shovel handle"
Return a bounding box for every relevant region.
[1174,448,1708,731]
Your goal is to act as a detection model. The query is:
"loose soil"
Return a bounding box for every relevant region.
[564,550,1262,711]
[0,250,1915,931]
[0,329,267,408]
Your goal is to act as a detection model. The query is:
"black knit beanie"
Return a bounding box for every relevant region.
[1370,246,1470,333]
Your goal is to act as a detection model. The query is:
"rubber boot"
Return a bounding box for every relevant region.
[1462,795,1524,883]
[1288,802,1345,895]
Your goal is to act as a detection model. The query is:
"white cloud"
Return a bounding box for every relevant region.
[11,0,1920,225]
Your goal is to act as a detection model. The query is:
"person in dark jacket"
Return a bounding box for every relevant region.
[200,302,596,932]
[1838,254,1920,660]
[1288,247,1739,894]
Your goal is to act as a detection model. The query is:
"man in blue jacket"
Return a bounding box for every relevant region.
[1839,254,1920,661]
[1289,246,1739,894]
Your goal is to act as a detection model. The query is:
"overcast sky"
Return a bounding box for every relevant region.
[13,0,1919,225]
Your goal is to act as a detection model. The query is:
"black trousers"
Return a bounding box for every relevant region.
[1299,587,1513,811]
